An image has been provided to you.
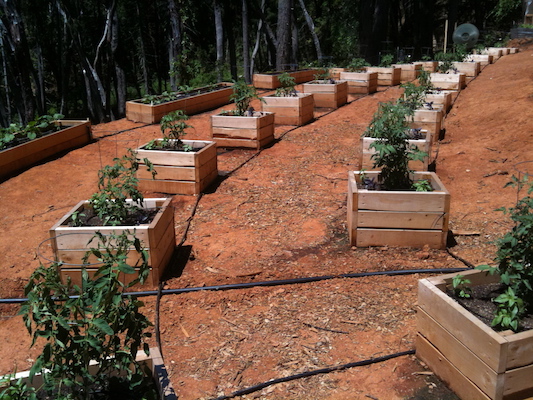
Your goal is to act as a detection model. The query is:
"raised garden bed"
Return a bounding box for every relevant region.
[125,83,234,124]
[347,170,450,249]
[418,61,438,72]
[0,119,92,181]
[252,69,324,89]
[339,71,378,94]
[210,112,275,149]
[430,72,466,91]
[301,80,348,108]
[407,109,444,144]
[262,93,314,126]
[452,61,481,78]
[365,66,402,86]
[135,140,218,195]
[392,63,422,83]
[465,54,494,68]
[49,197,175,287]
[423,91,452,114]
[417,269,533,400]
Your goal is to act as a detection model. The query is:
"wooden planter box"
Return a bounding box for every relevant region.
[418,61,438,72]
[210,112,275,149]
[3,347,177,399]
[452,61,481,78]
[328,67,347,80]
[475,48,503,61]
[407,109,444,144]
[392,63,422,83]
[430,73,466,91]
[0,119,92,181]
[49,198,175,287]
[365,66,402,86]
[360,133,431,171]
[465,54,494,68]
[262,93,314,126]
[136,140,218,195]
[423,91,452,114]
[125,83,234,124]
[252,69,323,89]
[339,71,378,94]
[417,269,533,400]
[301,80,348,108]
[347,171,450,249]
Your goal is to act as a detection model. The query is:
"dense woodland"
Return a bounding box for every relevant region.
[0,0,524,125]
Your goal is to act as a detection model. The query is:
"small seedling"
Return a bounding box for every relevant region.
[412,179,433,192]
[144,110,193,151]
[452,274,472,298]
[275,72,297,97]
[230,80,264,116]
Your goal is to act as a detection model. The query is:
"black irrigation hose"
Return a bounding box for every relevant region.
[95,122,152,139]
[211,349,416,400]
[0,267,469,304]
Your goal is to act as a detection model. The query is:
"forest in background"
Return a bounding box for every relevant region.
[0,0,525,125]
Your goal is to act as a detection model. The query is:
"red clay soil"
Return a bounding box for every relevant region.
[1,40,533,400]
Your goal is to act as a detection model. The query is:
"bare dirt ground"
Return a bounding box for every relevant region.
[1,39,532,399]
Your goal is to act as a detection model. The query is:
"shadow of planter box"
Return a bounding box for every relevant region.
[465,54,494,69]
[360,133,431,172]
[252,69,324,89]
[210,112,275,149]
[430,73,466,91]
[49,198,175,287]
[417,269,533,400]
[3,347,177,399]
[339,71,378,94]
[301,80,348,108]
[392,63,422,83]
[0,119,92,181]
[125,83,234,124]
[347,171,450,249]
[452,61,481,78]
[407,109,444,144]
[365,66,401,86]
[262,93,314,126]
[136,140,218,195]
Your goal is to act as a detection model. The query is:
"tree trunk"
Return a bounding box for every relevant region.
[276,0,292,70]
[168,0,182,90]
[242,0,251,83]
[214,0,224,81]
[297,0,322,62]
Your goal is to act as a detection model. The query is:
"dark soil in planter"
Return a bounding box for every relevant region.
[137,83,231,105]
[66,207,160,227]
[448,282,533,332]
[0,128,62,151]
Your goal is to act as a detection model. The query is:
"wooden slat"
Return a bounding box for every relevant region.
[417,308,500,398]
[357,210,445,229]
[356,228,445,248]
[416,334,492,400]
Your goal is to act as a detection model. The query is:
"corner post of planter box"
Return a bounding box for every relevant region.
[347,171,358,246]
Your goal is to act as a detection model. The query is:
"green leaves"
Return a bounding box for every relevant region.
[230,80,263,116]
[20,231,153,398]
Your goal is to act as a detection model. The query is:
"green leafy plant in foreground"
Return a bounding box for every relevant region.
[19,231,154,399]
[0,113,65,150]
[476,175,533,331]
[346,58,369,72]
[88,149,155,226]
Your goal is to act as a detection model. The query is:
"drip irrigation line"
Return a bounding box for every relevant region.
[0,267,468,304]
[211,349,416,400]
[446,248,476,269]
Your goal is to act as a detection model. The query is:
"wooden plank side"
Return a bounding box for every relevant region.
[504,329,533,370]
[347,173,358,246]
[503,364,533,398]
[418,278,508,373]
[416,334,492,400]
[357,210,444,229]
[356,228,445,248]
[417,308,500,398]
[357,191,447,212]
